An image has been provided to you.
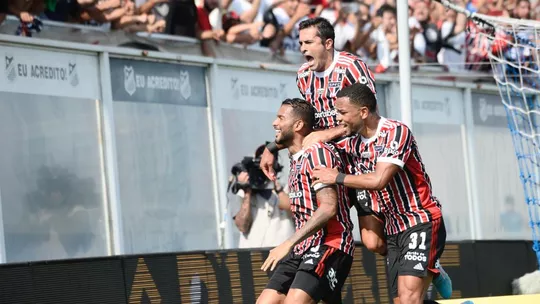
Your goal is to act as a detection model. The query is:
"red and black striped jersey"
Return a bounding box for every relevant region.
[296,51,376,130]
[287,142,354,256]
[336,118,442,235]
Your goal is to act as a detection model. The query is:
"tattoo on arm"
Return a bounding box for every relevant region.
[287,186,338,246]
[234,192,253,234]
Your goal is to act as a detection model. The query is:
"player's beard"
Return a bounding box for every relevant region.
[275,127,294,147]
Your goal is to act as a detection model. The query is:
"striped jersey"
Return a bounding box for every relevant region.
[296,51,376,130]
[288,142,354,256]
[336,118,442,235]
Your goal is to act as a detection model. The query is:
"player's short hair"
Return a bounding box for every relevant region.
[299,17,335,44]
[336,83,377,113]
[377,4,396,17]
[281,98,315,130]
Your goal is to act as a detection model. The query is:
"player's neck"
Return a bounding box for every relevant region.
[320,50,335,72]
[288,137,304,156]
[359,114,381,139]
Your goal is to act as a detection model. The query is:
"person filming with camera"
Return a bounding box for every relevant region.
[231,144,294,249]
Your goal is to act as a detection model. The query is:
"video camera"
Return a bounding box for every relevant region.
[229,144,283,194]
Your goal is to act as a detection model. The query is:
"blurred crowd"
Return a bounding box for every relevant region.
[0,0,538,71]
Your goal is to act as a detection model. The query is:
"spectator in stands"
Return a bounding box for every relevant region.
[260,0,310,52]
[409,0,440,63]
[218,0,269,45]
[222,0,267,23]
[354,4,398,72]
[437,0,467,72]
[196,0,224,41]
[79,0,128,28]
[221,11,264,44]
[346,1,375,62]
[43,0,77,22]
[331,6,357,51]
[514,0,532,19]
[8,0,45,23]
[135,0,169,31]
[112,0,164,32]
[195,0,223,56]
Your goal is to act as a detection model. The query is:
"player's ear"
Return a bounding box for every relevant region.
[325,38,333,50]
[294,119,304,131]
[360,106,370,119]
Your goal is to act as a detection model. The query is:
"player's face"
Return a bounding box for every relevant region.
[299,27,332,72]
[273,105,297,146]
[336,97,366,136]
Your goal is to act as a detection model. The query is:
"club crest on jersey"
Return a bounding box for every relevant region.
[328,81,341,88]
[335,67,346,74]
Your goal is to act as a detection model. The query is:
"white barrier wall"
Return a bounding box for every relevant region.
[0,37,533,263]
[0,44,108,263]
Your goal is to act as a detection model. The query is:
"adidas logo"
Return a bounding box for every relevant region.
[413,263,424,271]
[305,259,314,265]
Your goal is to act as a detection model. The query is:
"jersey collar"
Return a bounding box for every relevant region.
[361,117,386,143]
[292,150,304,162]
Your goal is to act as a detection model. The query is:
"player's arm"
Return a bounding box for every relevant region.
[285,185,338,246]
[338,162,400,191]
[313,124,413,191]
[261,147,339,271]
[302,125,348,148]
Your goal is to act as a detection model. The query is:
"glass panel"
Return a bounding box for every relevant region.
[413,124,471,240]
[0,92,108,262]
[471,92,528,240]
[114,102,218,253]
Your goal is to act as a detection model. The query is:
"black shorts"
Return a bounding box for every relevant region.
[348,188,383,219]
[265,245,352,303]
[386,217,446,298]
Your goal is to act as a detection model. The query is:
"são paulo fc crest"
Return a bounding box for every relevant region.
[124,65,136,96]
[5,55,16,82]
[179,70,192,100]
[68,62,79,87]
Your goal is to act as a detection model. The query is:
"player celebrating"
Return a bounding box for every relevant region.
[258,98,354,304]
[312,83,451,303]
[260,17,387,260]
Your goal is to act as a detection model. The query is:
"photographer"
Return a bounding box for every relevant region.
[230,144,294,249]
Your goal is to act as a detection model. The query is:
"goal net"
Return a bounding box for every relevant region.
[438,1,540,268]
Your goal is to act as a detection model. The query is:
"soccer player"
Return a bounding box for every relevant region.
[260,17,387,259]
[311,83,451,303]
[258,98,354,304]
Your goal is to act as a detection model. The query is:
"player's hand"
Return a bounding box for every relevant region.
[312,166,339,186]
[260,147,277,181]
[302,131,327,149]
[261,240,293,272]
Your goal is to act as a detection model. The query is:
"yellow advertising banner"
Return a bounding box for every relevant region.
[439,294,540,304]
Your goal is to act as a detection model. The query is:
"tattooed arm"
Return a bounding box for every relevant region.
[285,186,338,246]
[234,188,253,234]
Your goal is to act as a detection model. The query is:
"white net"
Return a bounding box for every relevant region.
[472,13,540,267]
[437,0,540,268]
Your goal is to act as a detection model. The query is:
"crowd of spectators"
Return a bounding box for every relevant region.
[0,0,538,72]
